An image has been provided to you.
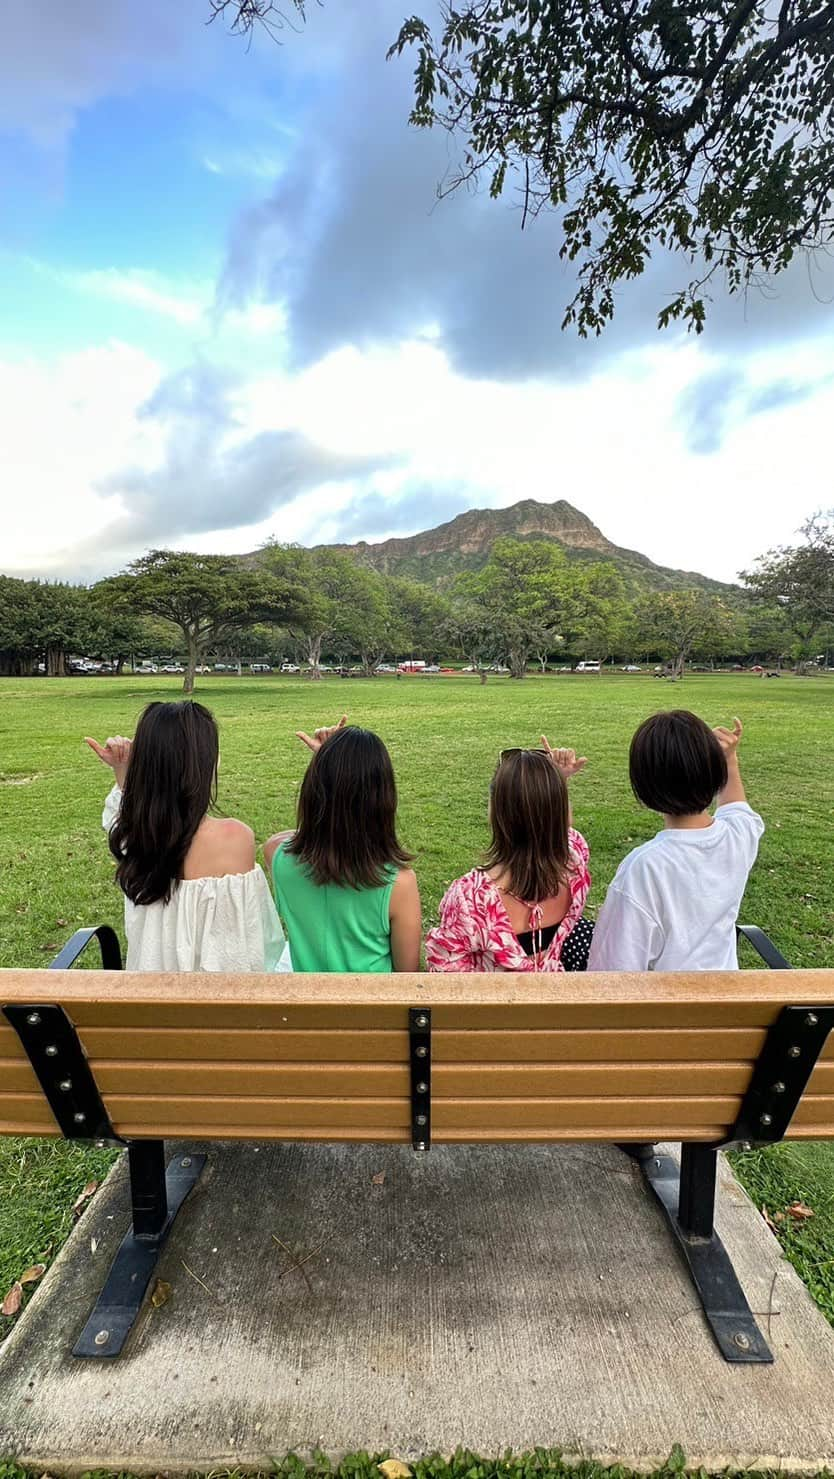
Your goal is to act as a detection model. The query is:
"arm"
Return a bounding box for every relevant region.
[713,717,747,806]
[586,887,664,972]
[389,868,422,972]
[541,735,588,828]
[263,830,295,870]
[425,878,483,973]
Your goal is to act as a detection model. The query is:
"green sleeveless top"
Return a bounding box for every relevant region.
[272,844,398,972]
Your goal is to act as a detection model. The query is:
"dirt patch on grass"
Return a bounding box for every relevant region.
[0,773,43,786]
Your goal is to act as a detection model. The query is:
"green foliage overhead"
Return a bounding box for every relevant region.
[390,0,834,335]
[211,0,834,335]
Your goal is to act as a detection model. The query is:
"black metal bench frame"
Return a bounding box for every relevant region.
[4,923,833,1364]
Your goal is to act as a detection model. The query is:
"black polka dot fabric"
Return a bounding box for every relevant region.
[560,916,594,972]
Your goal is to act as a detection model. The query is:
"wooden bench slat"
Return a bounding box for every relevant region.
[5,967,834,1004]
[12,1025,834,1065]
[0,1058,784,1097]
[0,1001,805,1031]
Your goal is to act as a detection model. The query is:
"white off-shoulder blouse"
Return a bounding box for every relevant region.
[102,786,284,973]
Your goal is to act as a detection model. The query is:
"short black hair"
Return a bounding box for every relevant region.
[629,710,728,817]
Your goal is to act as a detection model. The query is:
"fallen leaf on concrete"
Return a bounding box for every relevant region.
[761,1206,777,1232]
[378,1462,412,1479]
[1,1282,23,1317]
[150,1279,171,1309]
[18,1264,46,1286]
[787,1201,815,1220]
[72,1180,98,1217]
[372,1171,386,1186]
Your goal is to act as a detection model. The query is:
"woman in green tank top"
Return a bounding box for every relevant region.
[264,718,422,973]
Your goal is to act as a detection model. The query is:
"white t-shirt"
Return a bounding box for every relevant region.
[587,802,765,972]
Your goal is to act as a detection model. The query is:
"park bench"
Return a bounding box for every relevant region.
[2,925,833,1368]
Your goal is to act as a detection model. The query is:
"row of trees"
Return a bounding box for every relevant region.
[2,516,832,692]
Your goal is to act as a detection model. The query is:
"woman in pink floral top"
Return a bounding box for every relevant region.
[426,738,592,973]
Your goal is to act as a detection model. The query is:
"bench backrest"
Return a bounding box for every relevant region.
[2,969,834,1144]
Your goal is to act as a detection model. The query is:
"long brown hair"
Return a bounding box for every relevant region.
[109,701,219,905]
[484,749,570,902]
[287,726,412,888]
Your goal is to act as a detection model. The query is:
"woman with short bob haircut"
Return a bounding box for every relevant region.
[264,716,421,972]
[86,701,283,972]
[426,737,593,973]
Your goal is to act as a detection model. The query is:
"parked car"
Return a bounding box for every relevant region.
[575,660,601,673]
[423,664,441,673]
[375,663,397,673]
[161,664,184,674]
[622,664,641,672]
[250,663,272,673]
[280,663,300,674]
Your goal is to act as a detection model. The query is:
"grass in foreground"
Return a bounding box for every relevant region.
[2,1448,831,1479]
[1,673,833,1333]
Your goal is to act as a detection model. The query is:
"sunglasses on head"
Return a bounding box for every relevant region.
[498,747,550,764]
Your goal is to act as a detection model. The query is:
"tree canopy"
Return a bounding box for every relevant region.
[105,550,297,693]
[213,0,834,335]
[742,512,834,665]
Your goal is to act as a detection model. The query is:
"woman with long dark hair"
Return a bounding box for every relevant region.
[86,701,283,971]
[264,716,421,972]
[426,737,593,972]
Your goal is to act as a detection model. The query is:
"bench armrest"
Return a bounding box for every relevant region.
[49,925,123,972]
[736,924,792,970]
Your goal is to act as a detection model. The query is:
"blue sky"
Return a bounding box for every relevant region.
[1,0,832,584]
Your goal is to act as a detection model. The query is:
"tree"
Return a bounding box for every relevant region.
[742,514,834,668]
[564,563,634,662]
[105,550,295,693]
[260,545,371,677]
[445,596,500,683]
[456,538,571,679]
[215,0,834,337]
[389,579,451,662]
[0,577,40,676]
[635,589,740,676]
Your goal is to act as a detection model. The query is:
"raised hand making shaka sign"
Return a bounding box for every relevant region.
[84,734,133,789]
[295,714,348,753]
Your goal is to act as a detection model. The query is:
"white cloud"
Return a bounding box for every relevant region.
[0,342,162,577]
[69,267,206,326]
[1,330,830,585]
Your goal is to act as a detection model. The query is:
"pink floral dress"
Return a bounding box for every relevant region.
[425,829,591,973]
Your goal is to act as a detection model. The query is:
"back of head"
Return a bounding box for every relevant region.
[629,709,728,817]
[110,701,219,905]
[485,750,570,903]
[289,726,412,888]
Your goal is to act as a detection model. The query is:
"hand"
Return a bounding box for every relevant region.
[85,735,132,788]
[713,716,743,758]
[295,715,348,753]
[540,735,588,778]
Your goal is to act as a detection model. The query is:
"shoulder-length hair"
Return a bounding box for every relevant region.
[484,749,570,903]
[287,726,412,889]
[109,700,219,906]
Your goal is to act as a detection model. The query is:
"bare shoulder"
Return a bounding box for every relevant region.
[390,866,420,905]
[184,816,256,879]
[263,830,295,868]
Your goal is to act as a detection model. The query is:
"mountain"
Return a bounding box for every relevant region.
[318,499,736,594]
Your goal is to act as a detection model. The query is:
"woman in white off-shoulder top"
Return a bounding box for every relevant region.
[86,700,283,972]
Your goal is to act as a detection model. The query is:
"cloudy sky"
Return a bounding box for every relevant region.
[1,0,832,586]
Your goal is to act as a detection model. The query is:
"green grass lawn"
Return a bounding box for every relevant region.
[1,671,833,1334]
